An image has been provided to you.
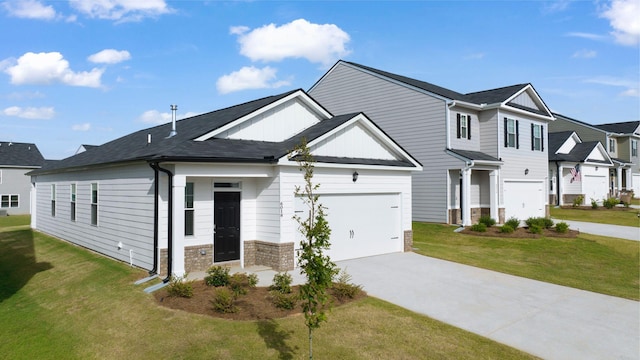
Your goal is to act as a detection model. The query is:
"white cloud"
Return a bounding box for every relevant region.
[138,109,200,124]
[542,0,571,14]
[565,32,607,41]
[88,49,131,64]
[69,0,171,22]
[72,123,91,131]
[3,52,104,88]
[2,0,56,20]
[2,106,54,119]
[464,52,485,60]
[216,66,290,94]
[232,19,350,65]
[572,49,597,58]
[584,76,640,97]
[600,0,640,46]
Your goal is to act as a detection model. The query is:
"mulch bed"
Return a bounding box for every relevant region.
[560,205,636,212]
[459,226,579,238]
[154,280,366,320]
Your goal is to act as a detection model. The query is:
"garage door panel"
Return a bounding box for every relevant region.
[583,175,607,202]
[504,181,544,221]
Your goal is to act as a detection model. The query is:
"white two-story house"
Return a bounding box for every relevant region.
[310,61,555,225]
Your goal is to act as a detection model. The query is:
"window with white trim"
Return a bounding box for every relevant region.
[185,182,194,236]
[1,195,18,208]
[51,184,56,217]
[609,138,616,152]
[91,183,98,226]
[70,184,76,221]
[456,113,471,140]
[632,140,638,157]
[504,118,519,148]
[531,124,543,151]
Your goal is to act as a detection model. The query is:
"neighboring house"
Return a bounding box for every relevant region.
[28,89,421,277]
[0,141,45,215]
[75,144,98,154]
[310,61,554,225]
[549,114,639,197]
[548,131,613,206]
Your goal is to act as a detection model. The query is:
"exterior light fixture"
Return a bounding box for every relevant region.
[524,168,529,175]
[352,171,359,182]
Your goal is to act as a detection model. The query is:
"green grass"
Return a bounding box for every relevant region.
[0,227,536,360]
[413,222,639,300]
[0,214,30,231]
[549,207,639,227]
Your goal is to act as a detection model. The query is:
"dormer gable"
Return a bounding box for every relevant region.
[195,89,332,142]
[503,85,554,120]
[557,132,582,154]
[584,143,610,163]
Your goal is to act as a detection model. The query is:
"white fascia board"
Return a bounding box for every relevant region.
[500,104,555,122]
[194,90,332,142]
[278,160,419,172]
[0,165,41,169]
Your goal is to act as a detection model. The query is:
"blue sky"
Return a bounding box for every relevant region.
[0,0,638,159]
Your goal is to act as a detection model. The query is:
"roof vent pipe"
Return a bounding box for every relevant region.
[167,104,178,138]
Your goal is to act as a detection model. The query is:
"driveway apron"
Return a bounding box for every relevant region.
[336,252,640,360]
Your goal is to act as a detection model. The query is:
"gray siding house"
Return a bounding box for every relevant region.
[0,142,45,215]
[28,89,421,280]
[310,61,555,225]
[549,115,639,197]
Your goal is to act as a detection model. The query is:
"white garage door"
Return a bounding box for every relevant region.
[503,181,544,221]
[633,174,640,197]
[583,175,608,202]
[295,193,402,262]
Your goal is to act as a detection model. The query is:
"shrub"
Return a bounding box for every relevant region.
[167,274,194,298]
[270,272,293,294]
[248,273,259,287]
[211,287,236,313]
[505,217,520,229]
[470,223,487,232]
[526,217,554,229]
[529,224,543,234]
[228,272,254,296]
[572,195,584,207]
[204,265,230,287]
[555,222,569,234]
[499,224,514,233]
[270,291,298,310]
[331,269,362,301]
[478,215,496,227]
[590,198,598,209]
[603,197,619,209]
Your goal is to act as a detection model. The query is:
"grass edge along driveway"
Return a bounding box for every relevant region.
[549,206,639,227]
[0,226,538,360]
[413,222,639,301]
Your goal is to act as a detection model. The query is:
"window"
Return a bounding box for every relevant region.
[504,118,519,148]
[549,170,554,191]
[185,182,194,236]
[456,114,471,140]
[70,184,76,221]
[632,140,638,157]
[609,138,616,152]
[51,184,56,217]
[91,183,98,226]
[531,124,543,151]
[1,195,18,208]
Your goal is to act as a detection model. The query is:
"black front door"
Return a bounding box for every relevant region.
[214,192,240,262]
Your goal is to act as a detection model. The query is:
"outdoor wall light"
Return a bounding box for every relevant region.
[595,166,599,171]
[200,249,207,255]
[352,171,359,182]
[524,168,529,175]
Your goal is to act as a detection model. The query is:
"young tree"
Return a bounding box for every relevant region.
[291,139,338,360]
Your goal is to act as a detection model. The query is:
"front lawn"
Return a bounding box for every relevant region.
[549,206,639,227]
[413,222,639,300]
[0,227,536,359]
[0,214,30,231]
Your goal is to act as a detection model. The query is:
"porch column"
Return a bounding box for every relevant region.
[172,174,186,277]
[625,168,632,191]
[558,165,564,206]
[489,170,498,222]
[617,167,623,194]
[461,168,472,226]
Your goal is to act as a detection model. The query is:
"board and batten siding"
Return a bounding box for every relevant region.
[498,110,549,206]
[33,163,155,270]
[310,63,448,222]
[278,166,412,244]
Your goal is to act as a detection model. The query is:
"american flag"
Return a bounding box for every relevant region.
[570,164,581,183]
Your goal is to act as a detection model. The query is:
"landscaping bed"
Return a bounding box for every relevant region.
[460,226,579,238]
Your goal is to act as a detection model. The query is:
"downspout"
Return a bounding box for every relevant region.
[148,162,160,275]
[555,161,561,206]
[446,100,455,224]
[156,162,174,283]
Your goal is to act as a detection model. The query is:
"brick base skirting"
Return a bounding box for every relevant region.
[245,240,295,271]
[449,207,505,224]
[184,244,214,273]
[403,230,413,252]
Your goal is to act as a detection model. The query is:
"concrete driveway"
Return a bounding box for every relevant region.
[553,219,639,241]
[334,252,640,360]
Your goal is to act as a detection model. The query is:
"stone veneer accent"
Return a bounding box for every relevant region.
[448,207,505,224]
[563,194,585,206]
[245,240,295,271]
[403,230,413,252]
[159,248,168,277]
[184,244,214,273]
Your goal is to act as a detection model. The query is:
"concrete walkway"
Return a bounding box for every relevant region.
[553,219,639,241]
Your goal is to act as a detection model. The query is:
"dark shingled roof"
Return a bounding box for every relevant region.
[343,61,531,106]
[548,132,611,164]
[0,142,45,167]
[29,90,414,175]
[448,149,501,162]
[594,121,640,134]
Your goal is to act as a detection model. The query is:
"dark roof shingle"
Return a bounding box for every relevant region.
[0,142,45,167]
